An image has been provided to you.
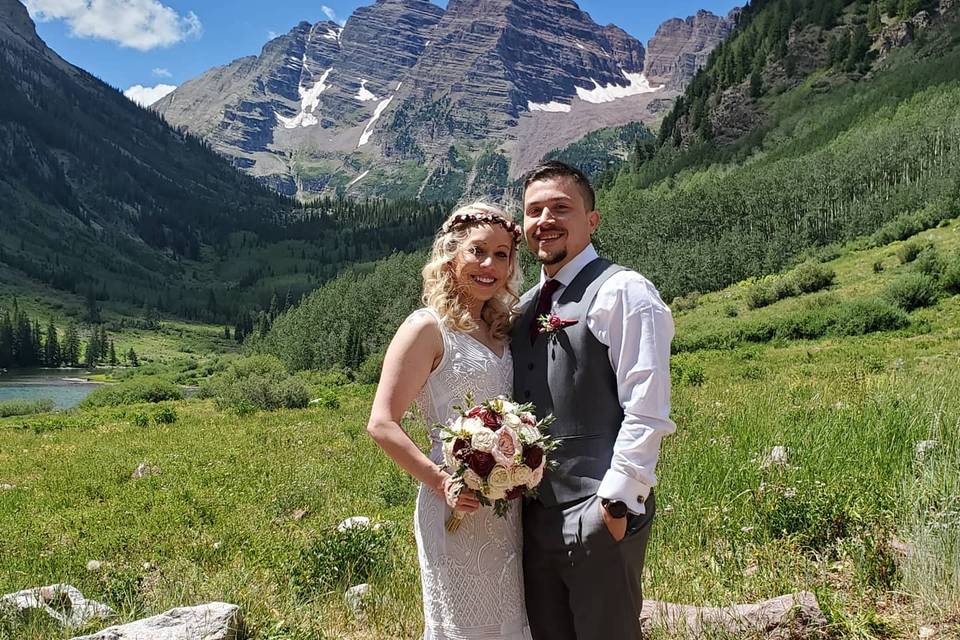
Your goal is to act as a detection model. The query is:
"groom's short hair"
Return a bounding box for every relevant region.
[522,161,596,211]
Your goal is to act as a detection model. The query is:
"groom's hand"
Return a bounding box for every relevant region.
[600,501,627,542]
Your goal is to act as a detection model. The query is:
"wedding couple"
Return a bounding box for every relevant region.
[367,161,675,640]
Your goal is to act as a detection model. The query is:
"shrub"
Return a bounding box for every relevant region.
[670,291,701,312]
[869,200,953,247]
[0,399,54,418]
[872,260,884,273]
[883,273,938,311]
[789,262,835,294]
[671,355,706,387]
[914,247,943,278]
[357,351,385,385]
[896,241,925,264]
[153,406,178,424]
[80,377,182,408]
[830,299,910,336]
[943,256,960,294]
[746,278,794,309]
[292,522,398,595]
[130,411,150,428]
[723,304,739,317]
[200,355,310,414]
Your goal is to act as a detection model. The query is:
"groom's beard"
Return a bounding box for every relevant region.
[537,248,567,266]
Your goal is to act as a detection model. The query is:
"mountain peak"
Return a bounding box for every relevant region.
[0,0,43,50]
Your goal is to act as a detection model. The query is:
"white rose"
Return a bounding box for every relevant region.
[518,424,541,444]
[443,439,457,469]
[500,400,518,414]
[503,413,522,429]
[526,464,545,489]
[487,465,512,490]
[463,469,483,491]
[471,429,497,453]
[461,417,484,435]
[511,464,533,486]
[486,486,507,501]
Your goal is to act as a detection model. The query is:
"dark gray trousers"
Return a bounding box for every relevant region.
[523,492,655,640]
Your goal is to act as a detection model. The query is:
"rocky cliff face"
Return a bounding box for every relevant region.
[644,9,737,91]
[154,0,729,200]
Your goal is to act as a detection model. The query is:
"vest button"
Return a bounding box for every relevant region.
[524,390,531,399]
[527,363,534,371]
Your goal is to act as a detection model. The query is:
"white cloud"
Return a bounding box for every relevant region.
[321,5,346,27]
[152,67,171,78]
[124,83,176,106]
[23,0,203,51]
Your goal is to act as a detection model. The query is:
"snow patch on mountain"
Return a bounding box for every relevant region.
[355,79,377,102]
[276,66,333,128]
[528,100,571,113]
[358,95,395,147]
[575,71,662,104]
[348,169,370,186]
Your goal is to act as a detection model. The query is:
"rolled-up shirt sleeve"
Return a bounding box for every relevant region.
[590,272,675,515]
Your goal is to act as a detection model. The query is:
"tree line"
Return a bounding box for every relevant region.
[0,300,137,369]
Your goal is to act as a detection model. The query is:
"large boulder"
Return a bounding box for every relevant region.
[0,584,114,628]
[641,591,828,639]
[71,602,244,640]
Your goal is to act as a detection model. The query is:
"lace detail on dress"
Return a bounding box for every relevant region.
[410,308,531,640]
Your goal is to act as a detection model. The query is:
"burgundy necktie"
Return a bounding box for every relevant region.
[529,279,562,343]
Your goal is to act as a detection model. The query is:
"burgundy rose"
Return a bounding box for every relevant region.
[522,445,544,470]
[467,406,502,431]
[452,438,471,462]
[505,486,525,500]
[468,451,496,477]
[549,315,565,329]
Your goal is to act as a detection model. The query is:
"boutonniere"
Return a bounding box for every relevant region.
[537,313,579,337]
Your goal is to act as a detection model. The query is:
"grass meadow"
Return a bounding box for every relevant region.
[1,222,959,639]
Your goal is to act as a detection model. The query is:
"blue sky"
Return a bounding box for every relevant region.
[22,0,741,104]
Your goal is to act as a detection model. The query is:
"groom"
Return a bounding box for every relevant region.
[512,161,675,639]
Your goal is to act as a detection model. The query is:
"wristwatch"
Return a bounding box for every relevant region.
[601,498,628,519]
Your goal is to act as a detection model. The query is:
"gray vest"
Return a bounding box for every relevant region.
[511,258,625,507]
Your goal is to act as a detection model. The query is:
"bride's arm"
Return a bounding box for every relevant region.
[367,312,478,511]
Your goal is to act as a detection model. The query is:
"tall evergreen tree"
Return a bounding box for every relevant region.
[108,340,118,366]
[44,320,60,367]
[62,323,81,367]
[127,347,139,367]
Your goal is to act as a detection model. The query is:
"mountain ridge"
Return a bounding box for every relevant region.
[154,0,733,201]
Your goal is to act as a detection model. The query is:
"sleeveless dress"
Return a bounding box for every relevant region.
[412,308,533,640]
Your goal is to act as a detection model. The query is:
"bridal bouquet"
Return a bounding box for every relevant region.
[441,394,557,532]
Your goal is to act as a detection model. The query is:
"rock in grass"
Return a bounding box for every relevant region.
[0,584,114,628]
[344,583,371,612]
[760,445,789,469]
[71,602,243,640]
[336,516,371,532]
[85,560,102,572]
[130,463,160,479]
[641,591,827,639]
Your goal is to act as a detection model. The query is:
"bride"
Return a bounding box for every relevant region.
[367,202,532,639]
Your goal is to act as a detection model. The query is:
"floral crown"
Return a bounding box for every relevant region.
[442,211,523,244]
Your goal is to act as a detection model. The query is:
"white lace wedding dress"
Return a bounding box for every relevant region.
[412,308,532,640]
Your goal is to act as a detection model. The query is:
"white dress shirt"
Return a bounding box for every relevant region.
[538,244,675,514]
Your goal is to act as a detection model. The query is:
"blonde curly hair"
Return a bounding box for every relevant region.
[422,202,522,341]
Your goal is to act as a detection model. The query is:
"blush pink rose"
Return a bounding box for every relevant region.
[491,426,520,467]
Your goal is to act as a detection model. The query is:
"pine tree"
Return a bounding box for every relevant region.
[62,323,81,367]
[82,336,97,367]
[127,347,139,367]
[868,1,881,30]
[44,320,61,367]
[108,340,118,366]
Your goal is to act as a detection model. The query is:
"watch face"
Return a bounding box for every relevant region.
[604,500,628,518]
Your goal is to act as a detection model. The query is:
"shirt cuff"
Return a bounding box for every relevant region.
[597,469,651,515]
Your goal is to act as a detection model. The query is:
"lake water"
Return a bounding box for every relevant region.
[0,368,105,410]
